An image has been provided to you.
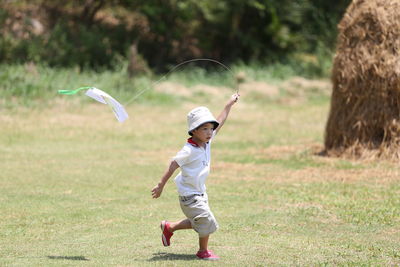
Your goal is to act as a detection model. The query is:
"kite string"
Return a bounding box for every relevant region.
[123,58,237,106]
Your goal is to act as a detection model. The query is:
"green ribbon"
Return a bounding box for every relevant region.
[58,86,93,95]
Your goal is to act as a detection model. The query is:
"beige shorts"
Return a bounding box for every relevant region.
[179,194,218,237]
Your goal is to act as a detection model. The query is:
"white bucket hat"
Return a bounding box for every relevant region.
[187,106,219,136]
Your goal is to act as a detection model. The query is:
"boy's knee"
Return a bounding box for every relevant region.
[194,213,219,237]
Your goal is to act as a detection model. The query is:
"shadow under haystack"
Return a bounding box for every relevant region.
[324,0,400,159]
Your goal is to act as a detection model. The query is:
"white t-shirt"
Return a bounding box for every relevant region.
[173,133,215,196]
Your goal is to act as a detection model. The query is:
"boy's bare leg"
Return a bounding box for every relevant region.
[199,235,209,251]
[169,219,192,232]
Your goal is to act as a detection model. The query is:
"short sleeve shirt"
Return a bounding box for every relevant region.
[173,132,215,196]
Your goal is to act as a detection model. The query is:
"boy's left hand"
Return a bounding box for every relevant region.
[230,93,240,105]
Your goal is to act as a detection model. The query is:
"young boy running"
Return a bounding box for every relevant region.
[151,93,239,260]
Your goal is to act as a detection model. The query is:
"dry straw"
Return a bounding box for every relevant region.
[324,0,400,160]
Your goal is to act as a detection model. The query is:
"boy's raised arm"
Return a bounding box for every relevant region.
[215,93,240,134]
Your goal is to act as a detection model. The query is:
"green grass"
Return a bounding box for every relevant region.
[0,59,332,109]
[0,64,179,109]
[0,66,399,266]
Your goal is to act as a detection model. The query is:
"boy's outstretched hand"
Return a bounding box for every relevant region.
[151,160,179,199]
[151,183,163,198]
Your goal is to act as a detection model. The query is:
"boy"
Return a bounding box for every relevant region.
[151,93,239,260]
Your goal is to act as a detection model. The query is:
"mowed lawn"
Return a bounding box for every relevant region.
[0,92,399,266]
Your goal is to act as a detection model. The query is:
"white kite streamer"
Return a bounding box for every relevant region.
[85,88,129,122]
[58,87,129,123]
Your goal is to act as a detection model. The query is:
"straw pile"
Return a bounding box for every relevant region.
[324,0,400,159]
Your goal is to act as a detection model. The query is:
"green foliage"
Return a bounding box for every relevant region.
[0,0,351,74]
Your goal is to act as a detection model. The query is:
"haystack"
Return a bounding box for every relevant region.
[324,0,400,159]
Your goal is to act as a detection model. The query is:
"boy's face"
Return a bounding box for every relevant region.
[192,122,214,143]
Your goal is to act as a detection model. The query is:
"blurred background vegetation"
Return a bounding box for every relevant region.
[1,0,350,74]
[0,0,352,106]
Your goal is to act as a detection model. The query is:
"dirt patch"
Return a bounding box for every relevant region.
[154,81,233,99]
[239,81,280,99]
[153,77,330,104]
[154,81,192,97]
[192,84,231,96]
[283,76,331,96]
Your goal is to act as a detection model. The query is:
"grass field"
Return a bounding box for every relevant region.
[1,74,400,266]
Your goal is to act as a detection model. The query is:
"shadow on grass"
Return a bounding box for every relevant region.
[148,252,197,261]
[47,255,89,261]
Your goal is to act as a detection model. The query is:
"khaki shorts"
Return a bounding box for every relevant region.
[179,194,218,237]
